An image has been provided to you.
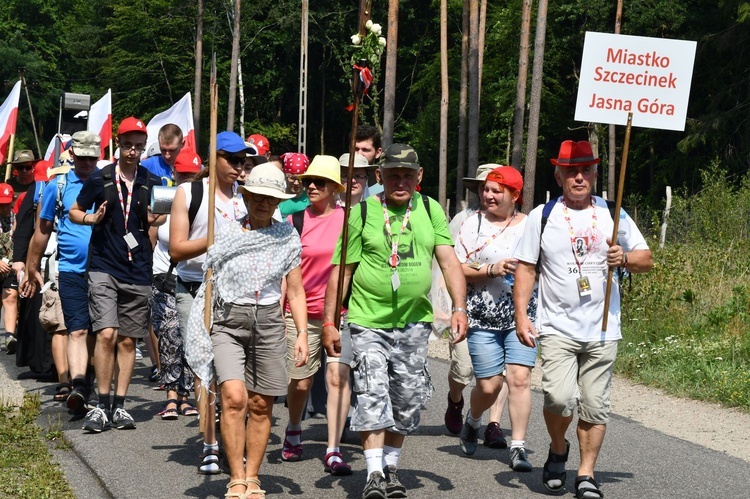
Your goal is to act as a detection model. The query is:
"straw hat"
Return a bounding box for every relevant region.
[463,163,500,189]
[300,155,345,193]
[241,163,295,199]
[338,153,372,168]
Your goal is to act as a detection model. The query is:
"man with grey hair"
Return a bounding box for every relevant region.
[513,140,653,499]
[322,143,468,499]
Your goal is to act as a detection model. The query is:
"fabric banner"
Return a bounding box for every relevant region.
[88,89,112,159]
[146,92,196,154]
[0,80,22,165]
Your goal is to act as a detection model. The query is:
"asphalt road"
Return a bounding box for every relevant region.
[2,344,748,499]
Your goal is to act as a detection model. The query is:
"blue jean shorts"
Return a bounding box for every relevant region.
[466,326,538,379]
[58,271,92,334]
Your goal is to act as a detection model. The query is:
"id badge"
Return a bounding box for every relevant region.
[391,271,401,291]
[576,276,592,297]
[467,261,484,270]
[123,232,139,250]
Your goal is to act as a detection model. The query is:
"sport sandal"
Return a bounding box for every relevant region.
[225,479,247,499]
[245,477,266,498]
[575,475,603,499]
[542,439,570,493]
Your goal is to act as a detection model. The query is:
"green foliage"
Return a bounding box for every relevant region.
[619,166,750,411]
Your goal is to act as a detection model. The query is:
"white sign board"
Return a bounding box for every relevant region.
[575,32,697,131]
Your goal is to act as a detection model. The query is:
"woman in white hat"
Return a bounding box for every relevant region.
[185,162,309,499]
[338,153,375,207]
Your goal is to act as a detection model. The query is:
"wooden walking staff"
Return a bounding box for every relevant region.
[601,111,633,331]
[198,53,219,434]
[333,0,372,328]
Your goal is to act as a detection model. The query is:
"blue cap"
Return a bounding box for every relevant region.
[216,131,250,154]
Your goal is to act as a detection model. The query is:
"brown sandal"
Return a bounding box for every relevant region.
[225,479,247,499]
[245,477,266,498]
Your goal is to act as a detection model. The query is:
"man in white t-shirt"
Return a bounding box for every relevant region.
[513,140,653,499]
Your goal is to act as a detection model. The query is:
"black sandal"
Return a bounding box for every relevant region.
[542,439,570,494]
[53,383,72,402]
[575,475,603,499]
[159,399,179,420]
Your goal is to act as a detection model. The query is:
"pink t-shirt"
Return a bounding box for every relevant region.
[285,206,345,319]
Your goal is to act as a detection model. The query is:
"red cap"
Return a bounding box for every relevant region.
[34,160,52,182]
[117,116,147,136]
[0,183,14,204]
[247,134,270,156]
[485,166,524,206]
[280,153,309,174]
[174,149,202,173]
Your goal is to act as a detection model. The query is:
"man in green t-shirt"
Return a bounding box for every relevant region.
[323,144,468,499]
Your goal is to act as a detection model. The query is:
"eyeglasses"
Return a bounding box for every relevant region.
[342,172,369,182]
[302,178,328,189]
[17,164,34,172]
[121,143,146,153]
[250,192,281,205]
[285,174,302,184]
[218,154,245,167]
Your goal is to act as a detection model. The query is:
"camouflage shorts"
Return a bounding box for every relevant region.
[349,322,433,435]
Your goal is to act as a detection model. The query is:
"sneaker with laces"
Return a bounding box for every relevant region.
[362,471,387,499]
[444,394,464,435]
[459,420,479,456]
[509,446,533,472]
[384,465,407,498]
[484,422,507,449]
[82,406,109,433]
[111,407,136,429]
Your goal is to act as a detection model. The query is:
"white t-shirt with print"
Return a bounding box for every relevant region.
[514,196,648,341]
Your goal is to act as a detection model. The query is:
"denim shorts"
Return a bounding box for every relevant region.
[466,326,538,379]
[58,271,92,334]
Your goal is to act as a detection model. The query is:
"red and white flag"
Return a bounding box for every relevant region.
[146,92,196,154]
[88,89,112,159]
[0,81,22,165]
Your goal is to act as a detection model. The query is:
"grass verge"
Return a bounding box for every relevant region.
[0,394,75,498]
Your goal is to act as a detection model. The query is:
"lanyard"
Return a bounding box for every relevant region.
[381,194,412,269]
[561,197,597,274]
[459,211,516,262]
[215,184,242,223]
[115,165,134,262]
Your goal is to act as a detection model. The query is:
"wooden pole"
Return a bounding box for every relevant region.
[333,0,371,328]
[602,112,632,331]
[4,135,15,181]
[20,72,42,159]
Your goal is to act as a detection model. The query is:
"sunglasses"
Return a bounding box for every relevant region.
[219,154,245,166]
[302,178,328,189]
[17,165,34,172]
[250,192,281,205]
[285,175,302,184]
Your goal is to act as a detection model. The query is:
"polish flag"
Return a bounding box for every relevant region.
[146,92,196,155]
[0,81,22,165]
[88,89,112,159]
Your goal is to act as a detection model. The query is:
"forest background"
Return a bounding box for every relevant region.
[0,0,749,411]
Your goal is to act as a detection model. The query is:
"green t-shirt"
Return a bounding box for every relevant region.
[332,192,453,328]
[279,191,309,218]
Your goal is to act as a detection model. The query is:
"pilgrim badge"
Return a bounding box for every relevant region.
[577,276,592,297]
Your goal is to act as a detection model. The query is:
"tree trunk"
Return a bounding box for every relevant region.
[238,57,245,138]
[522,0,549,214]
[455,0,469,205]
[511,0,532,169]
[608,0,624,196]
[226,0,241,131]
[478,0,487,106]
[382,0,399,149]
[193,0,204,146]
[467,0,480,181]
[439,0,448,208]
[298,0,309,154]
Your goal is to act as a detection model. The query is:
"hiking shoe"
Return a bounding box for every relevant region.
[362,471,387,499]
[66,386,89,415]
[459,421,479,456]
[484,422,507,449]
[82,406,109,433]
[384,465,407,498]
[509,446,533,472]
[111,407,136,429]
[5,335,16,355]
[444,394,464,435]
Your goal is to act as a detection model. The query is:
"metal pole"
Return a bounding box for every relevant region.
[298,0,309,154]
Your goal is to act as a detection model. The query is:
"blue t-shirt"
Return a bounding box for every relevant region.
[40,170,93,274]
[141,156,174,186]
[76,163,162,285]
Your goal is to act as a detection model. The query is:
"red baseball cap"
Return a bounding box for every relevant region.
[0,183,15,204]
[247,134,270,156]
[34,160,52,182]
[485,166,524,206]
[117,116,147,136]
[174,149,202,174]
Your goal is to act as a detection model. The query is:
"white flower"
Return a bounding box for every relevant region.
[378,37,387,47]
[351,34,361,45]
[366,20,373,30]
[371,23,382,35]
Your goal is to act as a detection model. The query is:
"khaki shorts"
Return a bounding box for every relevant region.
[212,302,287,396]
[448,337,474,386]
[88,271,150,338]
[285,314,353,380]
[539,335,619,425]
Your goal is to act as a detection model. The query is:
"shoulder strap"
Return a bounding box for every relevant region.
[605,200,617,222]
[292,209,305,236]
[539,198,558,239]
[188,180,203,229]
[360,199,367,228]
[137,167,151,229]
[422,193,432,219]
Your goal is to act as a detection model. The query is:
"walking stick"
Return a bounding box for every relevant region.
[601,112,632,331]
[333,0,372,328]
[199,53,219,433]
